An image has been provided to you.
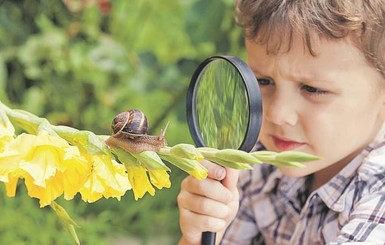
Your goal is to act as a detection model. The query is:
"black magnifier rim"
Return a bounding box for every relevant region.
[186,55,262,152]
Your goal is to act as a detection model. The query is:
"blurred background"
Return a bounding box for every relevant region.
[0,0,245,244]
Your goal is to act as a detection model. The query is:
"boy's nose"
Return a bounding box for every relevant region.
[264,92,298,126]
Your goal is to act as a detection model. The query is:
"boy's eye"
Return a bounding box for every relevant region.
[257,78,272,86]
[301,84,328,95]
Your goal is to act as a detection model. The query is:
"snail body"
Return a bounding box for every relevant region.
[105,109,168,153]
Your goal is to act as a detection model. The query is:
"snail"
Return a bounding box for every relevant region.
[105,109,168,153]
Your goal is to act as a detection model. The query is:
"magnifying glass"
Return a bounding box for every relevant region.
[186,56,263,245]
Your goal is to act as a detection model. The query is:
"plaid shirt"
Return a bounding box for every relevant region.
[221,125,385,245]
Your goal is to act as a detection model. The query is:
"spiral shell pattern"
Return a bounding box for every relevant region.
[112,109,148,136]
[106,109,167,153]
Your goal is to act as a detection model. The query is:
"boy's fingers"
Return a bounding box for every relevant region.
[180,208,227,233]
[222,168,240,190]
[199,160,240,190]
[181,176,234,204]
[178,190,230,218]
[200,160,226,181]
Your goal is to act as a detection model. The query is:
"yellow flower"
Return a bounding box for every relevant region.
[23,172,64,207]
[79,154,131,203]
[20,144,63,188]
[0,144,23,184]
[110,148,171,199]
[4,168,25,197]
[0,132,14,152]
[126,166,155,200]
[0,133,40,188]
[0,131,93,207]
[148,169,171,190]
[59,146,91,200]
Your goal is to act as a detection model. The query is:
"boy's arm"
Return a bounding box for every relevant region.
[327,190,385,244]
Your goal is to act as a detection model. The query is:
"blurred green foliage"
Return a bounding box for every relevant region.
[0,0,244,244]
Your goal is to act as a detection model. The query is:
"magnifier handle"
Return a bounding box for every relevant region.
[202,231,216,245]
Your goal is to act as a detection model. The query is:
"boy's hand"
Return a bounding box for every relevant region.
[177,160,240,245]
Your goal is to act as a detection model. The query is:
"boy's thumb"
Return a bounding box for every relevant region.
[221,168,240,190]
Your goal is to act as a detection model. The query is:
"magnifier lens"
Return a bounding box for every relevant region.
[186,56,262,245]
[195,59,249,149]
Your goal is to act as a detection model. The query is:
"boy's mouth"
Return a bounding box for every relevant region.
[272,135,305,151]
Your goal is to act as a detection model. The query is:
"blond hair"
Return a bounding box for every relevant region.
[236,0,385,77]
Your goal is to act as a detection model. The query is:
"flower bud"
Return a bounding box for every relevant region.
[276,151,320,162]
[160,155,207,180]
[215,149,262,164]
[50,201,80,245]
[205,156,252,169]
[134,151,170,171]
[251,151,277,162]
[170,143,204,160]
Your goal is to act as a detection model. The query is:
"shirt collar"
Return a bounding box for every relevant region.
[317,122,385,212]
[259,166,309,202]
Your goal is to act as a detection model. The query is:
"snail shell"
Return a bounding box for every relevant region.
[105,109,168,153]
[112,109,148,138]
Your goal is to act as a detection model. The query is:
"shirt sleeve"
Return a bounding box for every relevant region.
[327,190,385,244]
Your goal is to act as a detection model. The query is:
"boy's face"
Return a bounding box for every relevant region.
[246,35,385,178]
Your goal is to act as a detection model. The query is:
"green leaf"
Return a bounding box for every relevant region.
[50,201,80,245]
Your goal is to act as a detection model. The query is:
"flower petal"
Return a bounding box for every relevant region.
[80,154,130,203]
[60,146,91,200]
[20,171,63,207]
[127,166,155,200]
[148,169,171,189]
[20,146,60,187]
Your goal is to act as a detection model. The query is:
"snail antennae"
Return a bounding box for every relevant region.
[160,121,170,138]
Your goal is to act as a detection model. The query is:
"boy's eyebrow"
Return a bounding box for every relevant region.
[250,66,334,84]
[248,59,338,84]
[288,72,322,82]
[288,70,336,84]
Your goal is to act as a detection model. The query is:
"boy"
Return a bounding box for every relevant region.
[178,0,385,244]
